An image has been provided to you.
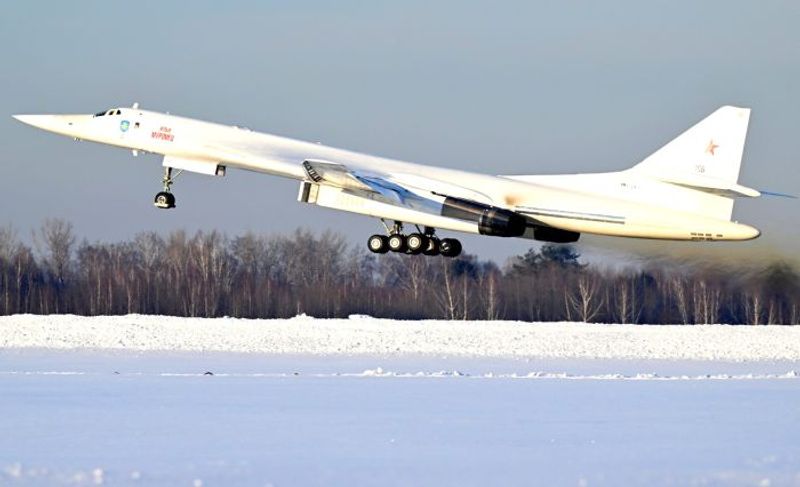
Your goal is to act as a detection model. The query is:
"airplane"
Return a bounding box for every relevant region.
[13,104,763,257]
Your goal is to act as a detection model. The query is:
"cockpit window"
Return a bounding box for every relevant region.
[93,108,122,117]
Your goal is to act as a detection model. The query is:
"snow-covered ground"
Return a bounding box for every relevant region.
[3,314,800,361]
[2,316,800,486]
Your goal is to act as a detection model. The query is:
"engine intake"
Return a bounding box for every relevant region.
[441,197,527,237]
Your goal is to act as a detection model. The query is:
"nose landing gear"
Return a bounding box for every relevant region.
[154,191,175,209]
[154,167,179,209]
[367,222,462,258]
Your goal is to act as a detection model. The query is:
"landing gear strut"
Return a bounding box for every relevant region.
[154,167,178,209]
[367,222,462,258]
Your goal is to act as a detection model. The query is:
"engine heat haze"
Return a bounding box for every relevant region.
[13,104,762,256]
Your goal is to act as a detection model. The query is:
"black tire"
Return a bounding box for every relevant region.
[422,237,440,256]
[387,234,407,253]
[406,233,426,254]
[154,191,175,209]
[440,238,462,258]
[451,239,462,256]
[367,234,389,254]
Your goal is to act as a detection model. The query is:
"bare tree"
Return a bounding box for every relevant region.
[36,219,75,285]
[399,255,431,304]
[692,279,720,324]
[481,270,502,320]
[231,232,265,317]
[567,273,602,322]
[743,289,764,325]
[34,219,75,312]
[0,225,17,260]
[669,274,691,324]
[436,258,458,319]
[461,274,470,320]
[0,225,19,313]
[767,298,780,325]
[612,275,631,324]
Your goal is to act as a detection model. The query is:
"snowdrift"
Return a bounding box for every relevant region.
[2,314,799,361]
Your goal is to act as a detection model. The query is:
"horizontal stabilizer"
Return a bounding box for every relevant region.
[667,180,761,198]
[759,190,798,199]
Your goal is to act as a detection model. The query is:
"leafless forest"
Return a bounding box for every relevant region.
[0,219,797,324]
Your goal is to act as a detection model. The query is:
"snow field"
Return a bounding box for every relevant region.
[2,352,800,486]
[2,314,800,361]
[4,316,800,485]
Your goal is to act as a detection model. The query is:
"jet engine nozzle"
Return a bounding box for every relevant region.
[441,196,527,237]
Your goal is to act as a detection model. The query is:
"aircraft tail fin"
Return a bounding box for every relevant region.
[632,106,751,185]
[630,105,752,220]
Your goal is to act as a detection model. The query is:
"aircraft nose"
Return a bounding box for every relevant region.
[12,114,89,136]
[12,114,60,131]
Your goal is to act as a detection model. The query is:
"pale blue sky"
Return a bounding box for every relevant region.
[1,1,798,263]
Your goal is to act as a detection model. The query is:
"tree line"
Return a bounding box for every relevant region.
[0,219,798,324]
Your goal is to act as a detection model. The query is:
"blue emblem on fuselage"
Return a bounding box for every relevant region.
[120,120,130,132]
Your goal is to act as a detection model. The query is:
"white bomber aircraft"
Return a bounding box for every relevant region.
[13,104,763,257]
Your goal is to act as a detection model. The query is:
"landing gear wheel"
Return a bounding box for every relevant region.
[154,191,176,209]
[406,233,427,254]
[387,234,407,253]
[422,237,440,256]
[367,234,389,254]
[439,238,462,258]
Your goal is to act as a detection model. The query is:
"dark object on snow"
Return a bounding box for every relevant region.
[204,371,214,376]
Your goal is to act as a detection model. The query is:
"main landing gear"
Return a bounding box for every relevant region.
[154,167,179,209]
[368,222,462,258]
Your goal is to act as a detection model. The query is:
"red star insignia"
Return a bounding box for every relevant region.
[705,139,719,156]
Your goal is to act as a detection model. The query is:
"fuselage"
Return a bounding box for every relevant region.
[12,107,760,242]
